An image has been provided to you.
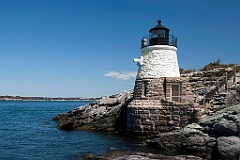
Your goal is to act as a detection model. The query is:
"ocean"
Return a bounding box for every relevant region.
[0,101,142,160]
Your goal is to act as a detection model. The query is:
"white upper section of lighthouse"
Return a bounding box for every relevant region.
[134,45,180,78]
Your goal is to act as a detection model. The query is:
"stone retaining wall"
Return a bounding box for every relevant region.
[126,100,196,137]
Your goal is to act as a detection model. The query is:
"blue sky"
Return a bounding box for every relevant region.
[0,0,239,97]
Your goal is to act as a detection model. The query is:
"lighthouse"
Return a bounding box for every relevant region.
[133,20,183,102]
[127,20,194,137]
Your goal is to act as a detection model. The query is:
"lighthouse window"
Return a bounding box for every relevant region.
[171,83,182,102]
[143,81,148,97]
[150,30,165,38]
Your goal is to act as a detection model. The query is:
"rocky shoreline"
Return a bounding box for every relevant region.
[53,90,133,131]
[53,85,240,160]
[85,151,204,160]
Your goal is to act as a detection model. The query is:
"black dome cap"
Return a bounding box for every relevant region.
[149,20,170,32]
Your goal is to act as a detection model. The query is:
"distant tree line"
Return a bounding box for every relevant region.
[0,95,98,101]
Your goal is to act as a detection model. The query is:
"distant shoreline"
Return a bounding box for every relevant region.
[0,95,98,101]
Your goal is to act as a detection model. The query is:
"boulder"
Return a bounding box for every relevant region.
[217,136,240,160]
[200,105,240,136]
[53,90,133,131]
[147,124,216,159]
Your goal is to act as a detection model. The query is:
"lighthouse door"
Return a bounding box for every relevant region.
[171,83,182,102]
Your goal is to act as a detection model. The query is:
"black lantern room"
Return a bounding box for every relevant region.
[149,20,169,45]
[141,20,177,48]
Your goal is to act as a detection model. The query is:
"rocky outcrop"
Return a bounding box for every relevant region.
[210,85,240,113]
[145,102,240,159]
[145,101,240,159]
[89,152,203,160]
[147,123,216,159]
[53,90,133,131]
[217,136,240,160]
[182,65,239,107]
[199,104,240,136]
[53,82,240,159]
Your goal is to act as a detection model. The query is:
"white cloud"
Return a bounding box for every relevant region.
[104,71,137,80]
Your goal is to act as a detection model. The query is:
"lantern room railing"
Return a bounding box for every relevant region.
[141,35,177,48]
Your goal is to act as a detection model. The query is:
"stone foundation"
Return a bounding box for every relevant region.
[128,76,197,137]
[127,100,196,137]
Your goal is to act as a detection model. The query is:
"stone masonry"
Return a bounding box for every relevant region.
[133,77,193,102]
[127,77,196,137]
[127,100,195,137]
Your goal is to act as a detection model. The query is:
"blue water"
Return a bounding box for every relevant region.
[0,101,141,160]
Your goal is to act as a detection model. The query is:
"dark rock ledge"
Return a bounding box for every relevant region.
[146,123,216,159]
[53,90,133,131]
[84,151,203,160]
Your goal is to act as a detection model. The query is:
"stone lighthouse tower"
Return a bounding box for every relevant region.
[133,20,182,101]
[127,20,194,137]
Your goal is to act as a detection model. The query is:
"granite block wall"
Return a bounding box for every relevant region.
[126,100,196,137]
